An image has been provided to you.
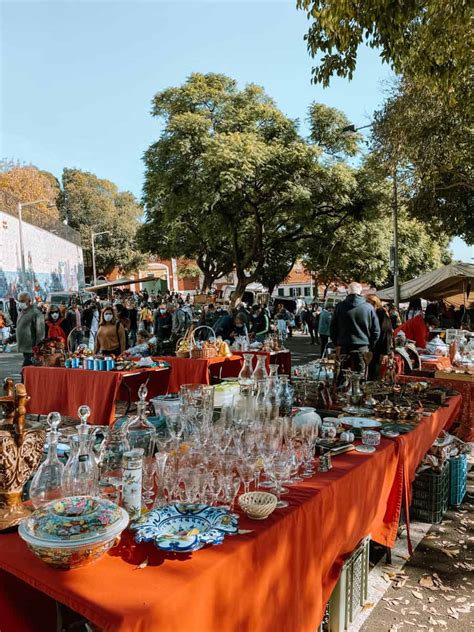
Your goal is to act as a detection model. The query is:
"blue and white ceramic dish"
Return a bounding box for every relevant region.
[131,503,239,552]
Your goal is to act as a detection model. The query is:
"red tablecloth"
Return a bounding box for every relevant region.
[233,350,292,375]
[0,396,460,632]
[24,366,171,425]
[398,373,473,441]
[154,355,243,393]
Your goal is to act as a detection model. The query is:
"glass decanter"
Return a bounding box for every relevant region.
[278,376,294,417]
[99,421,130,501]
[124,384,156,470]
[29,412,65,508]
[238,353,254,386]
[63,405,99,496]
[252,355,268,382]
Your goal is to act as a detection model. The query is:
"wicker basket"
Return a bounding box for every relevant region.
[175,330,192,358]
[190,326,218,359]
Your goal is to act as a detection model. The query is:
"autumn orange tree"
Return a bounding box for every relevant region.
[0,164,60,218]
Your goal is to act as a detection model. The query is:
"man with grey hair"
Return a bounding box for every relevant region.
[16,292,45,367]
[330,282,380,373]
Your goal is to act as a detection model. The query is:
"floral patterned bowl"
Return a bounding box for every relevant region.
[131,503,239,552]
[18,496,129,569]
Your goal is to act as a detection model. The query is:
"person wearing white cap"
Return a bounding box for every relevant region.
[329,282,380,373]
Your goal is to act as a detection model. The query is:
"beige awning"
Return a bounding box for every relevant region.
[377,262,474,307]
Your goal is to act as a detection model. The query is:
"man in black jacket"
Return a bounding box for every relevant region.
[330,283,380,373]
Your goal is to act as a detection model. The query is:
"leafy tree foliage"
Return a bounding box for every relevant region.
[307,103,361,156]
[297,1,471,91]
[0,165,60,218]
[372,79,473,244]
[59,168,144,276]
[141,73,382,302]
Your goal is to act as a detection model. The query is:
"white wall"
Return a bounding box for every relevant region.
[0,210,85,299]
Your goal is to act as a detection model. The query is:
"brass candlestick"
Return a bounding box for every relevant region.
[0,379,45,530]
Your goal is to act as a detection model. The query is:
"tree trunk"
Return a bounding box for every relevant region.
[200,271,215,293]
[231,276,249,308]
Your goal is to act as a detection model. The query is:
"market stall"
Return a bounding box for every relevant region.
[24,366,171,425]
[152,355,243,393]
[0,394,461,632]
[378,261,474,307]
[397,372,473,442]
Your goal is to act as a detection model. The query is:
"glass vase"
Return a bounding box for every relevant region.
[238,353,254,386]
[252,355,268,382]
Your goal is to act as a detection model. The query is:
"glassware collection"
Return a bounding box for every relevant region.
[12,368,354,564]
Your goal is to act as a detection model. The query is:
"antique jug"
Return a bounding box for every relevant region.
[0,378,45,530]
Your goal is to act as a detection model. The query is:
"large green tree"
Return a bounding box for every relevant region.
[297,1,471,91]
[371,79,473,243]
[59,169,144,276]
[140,74,375,303]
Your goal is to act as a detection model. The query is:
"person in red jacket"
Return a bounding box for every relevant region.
[394,314,439,349]
[46,305,70,343]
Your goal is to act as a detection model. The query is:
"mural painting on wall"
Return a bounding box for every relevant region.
[0,211,85,300]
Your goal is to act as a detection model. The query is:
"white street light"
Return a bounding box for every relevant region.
[91,230,111,285]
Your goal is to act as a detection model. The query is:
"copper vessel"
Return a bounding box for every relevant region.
[0,378,45,530]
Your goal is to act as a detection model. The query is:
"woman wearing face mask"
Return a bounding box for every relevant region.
[46,305,70,342]
[95,307,126,355]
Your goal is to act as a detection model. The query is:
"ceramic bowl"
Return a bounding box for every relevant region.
[18,496,129,570]
[238,492,278,520]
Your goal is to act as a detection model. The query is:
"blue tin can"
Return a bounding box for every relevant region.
[87,358,94,370]
[65,359,72,368]
[99,359,106,371]
[93,359,101,371]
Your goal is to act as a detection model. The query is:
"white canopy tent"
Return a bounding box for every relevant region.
[378,262,474,307]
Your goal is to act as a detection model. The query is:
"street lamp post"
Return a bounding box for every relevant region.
[341,123,400,308]
[91,230,110,285]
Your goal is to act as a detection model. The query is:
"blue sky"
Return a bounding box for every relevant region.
[1,1,471,260]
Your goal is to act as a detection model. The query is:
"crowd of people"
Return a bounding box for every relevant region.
[0,285,471,379]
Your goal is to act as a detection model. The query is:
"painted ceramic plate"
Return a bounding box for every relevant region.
[340,417,382,429]
[381,429,400,438]
[130,503,239,552]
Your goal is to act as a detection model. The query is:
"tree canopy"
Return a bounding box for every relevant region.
[140,73,385,302]
[0,165,60,218]
[60,169,144,276]
[371,79,473,244]
[297,1,471,92]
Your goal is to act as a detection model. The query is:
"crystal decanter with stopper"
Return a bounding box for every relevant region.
[124,384,156,470]
[63,405,99,496]
[29,412,65,508]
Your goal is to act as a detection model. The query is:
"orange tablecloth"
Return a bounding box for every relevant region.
[154,355,243,393]
[420,356,452,371]
[24,366,170,425]
[233,350,292,375]
[0,396,460,632]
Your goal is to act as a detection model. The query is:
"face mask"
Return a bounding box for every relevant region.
[51,313,59,320]
[159,308,166,314]
[104,313,113,322]
[18,302,27,311]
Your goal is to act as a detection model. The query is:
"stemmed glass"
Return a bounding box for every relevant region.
[270,457,292,509]
[237,461,255,495]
